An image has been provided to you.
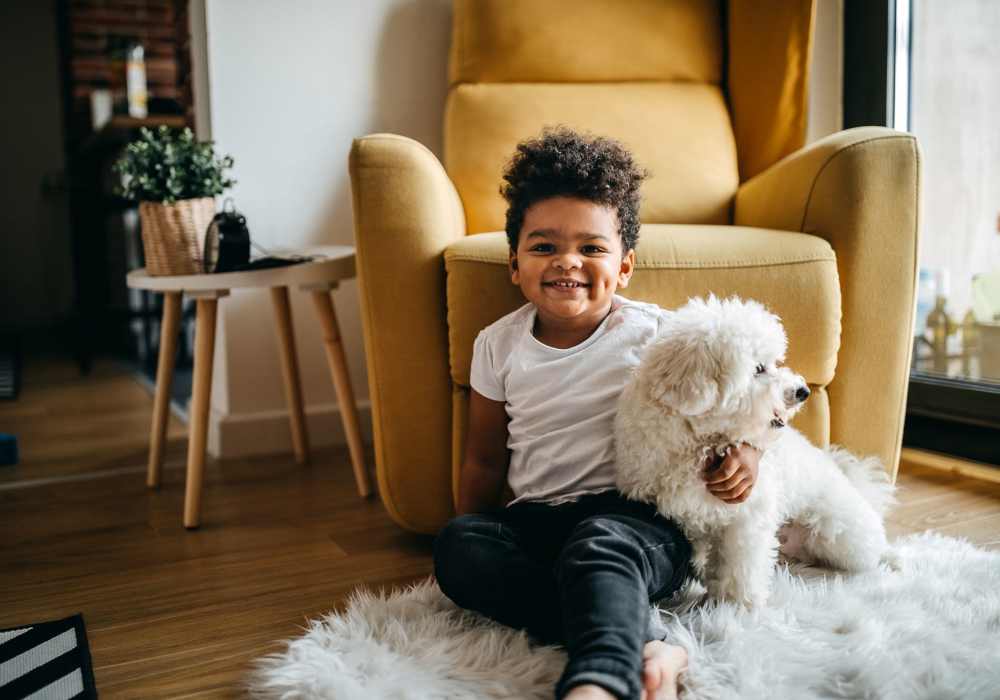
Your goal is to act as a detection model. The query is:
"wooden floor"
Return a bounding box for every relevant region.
[0,359,435,699]
[1,359,999,698]
[0,358,189,486]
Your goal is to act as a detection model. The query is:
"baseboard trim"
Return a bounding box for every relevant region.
[208,400,373,459]
[901,447,1000,485]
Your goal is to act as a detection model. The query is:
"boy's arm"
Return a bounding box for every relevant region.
[456,389,511,516]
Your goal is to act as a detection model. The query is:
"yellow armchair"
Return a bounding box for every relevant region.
[349,0,920,534]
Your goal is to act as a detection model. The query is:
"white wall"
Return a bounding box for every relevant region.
[200,0,842,457]
[203,0,452,456]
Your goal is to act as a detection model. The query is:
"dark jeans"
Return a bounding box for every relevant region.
[433,490,692,700]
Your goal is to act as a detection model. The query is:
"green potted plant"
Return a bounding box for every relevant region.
[114,126,235,275]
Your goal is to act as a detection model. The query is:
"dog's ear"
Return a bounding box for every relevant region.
[639,336,719,416]
[713,335,754,412]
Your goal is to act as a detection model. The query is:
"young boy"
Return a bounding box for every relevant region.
[434,128,761,700]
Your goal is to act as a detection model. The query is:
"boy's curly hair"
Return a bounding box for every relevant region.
[500,127,647,252]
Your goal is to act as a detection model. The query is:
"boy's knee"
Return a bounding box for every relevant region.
[557,516,644,575]
[566,515,637,547]
[433,514,479,568]
[433,514,500,598]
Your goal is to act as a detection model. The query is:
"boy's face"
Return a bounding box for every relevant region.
[510,196,635,328]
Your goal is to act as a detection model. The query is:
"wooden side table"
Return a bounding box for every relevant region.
[126,245,373,528]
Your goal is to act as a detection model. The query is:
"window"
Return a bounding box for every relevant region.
[845,0,1000,464]
[907,0,1000,393]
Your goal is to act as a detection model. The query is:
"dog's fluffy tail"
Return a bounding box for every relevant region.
[826,446,897,517]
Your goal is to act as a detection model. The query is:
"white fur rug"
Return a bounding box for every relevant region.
[250,533,1000,699]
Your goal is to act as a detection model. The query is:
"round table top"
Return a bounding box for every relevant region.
[126,245,355,292]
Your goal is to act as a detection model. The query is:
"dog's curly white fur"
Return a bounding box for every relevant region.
[615,296,895,608]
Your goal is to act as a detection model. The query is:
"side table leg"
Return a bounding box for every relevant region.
[270,286,309,464]
[185,297,219,529]
[147,292,181,488]
[310,289,373,498]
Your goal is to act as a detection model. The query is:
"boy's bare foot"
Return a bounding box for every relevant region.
[564,683,616,700]
[562,642,687,700]
[641,640,688,700]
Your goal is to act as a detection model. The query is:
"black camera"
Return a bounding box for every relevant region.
[203,202,251,273]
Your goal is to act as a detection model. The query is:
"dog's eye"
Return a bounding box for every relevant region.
[755,363,767,376]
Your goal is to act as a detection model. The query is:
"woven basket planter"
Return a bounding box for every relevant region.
[138,197,216,275]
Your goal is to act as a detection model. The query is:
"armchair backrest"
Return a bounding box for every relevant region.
[443,0,815,234]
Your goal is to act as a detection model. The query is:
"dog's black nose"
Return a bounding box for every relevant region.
[795,386,811,402]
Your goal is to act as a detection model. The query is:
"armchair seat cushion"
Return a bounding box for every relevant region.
[445,225,841,444]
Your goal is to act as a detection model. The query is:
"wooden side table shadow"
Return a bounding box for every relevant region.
[127,245,373,528]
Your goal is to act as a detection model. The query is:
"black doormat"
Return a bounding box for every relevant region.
[0,614,97,699]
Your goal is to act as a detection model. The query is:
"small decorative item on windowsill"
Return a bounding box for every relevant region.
[972,270,1000,381]
[114,126,235,275]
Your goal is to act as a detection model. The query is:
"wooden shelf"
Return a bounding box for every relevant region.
[80,114,188,153]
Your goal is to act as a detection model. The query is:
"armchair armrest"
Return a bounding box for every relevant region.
[735,127,921,478]
[350,134,466,533]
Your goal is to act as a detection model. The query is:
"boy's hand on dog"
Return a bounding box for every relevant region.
[702,443,761,504]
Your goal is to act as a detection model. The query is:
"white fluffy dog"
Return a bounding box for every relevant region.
[615,296,895,608]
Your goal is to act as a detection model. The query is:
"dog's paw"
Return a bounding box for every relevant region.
[707,578,768,611]
[777,522,810,562]
[740,589,769,611]
[705,577,725,602]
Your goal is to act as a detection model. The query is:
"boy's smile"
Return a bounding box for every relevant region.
[511,196,635,347]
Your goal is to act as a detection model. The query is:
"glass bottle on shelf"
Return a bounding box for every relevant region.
[915,268,936,339]
[961,309,979,377]
[925,270,953,374]
[126,42,148,119]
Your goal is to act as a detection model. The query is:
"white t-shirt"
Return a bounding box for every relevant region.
[470,295,669,505]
